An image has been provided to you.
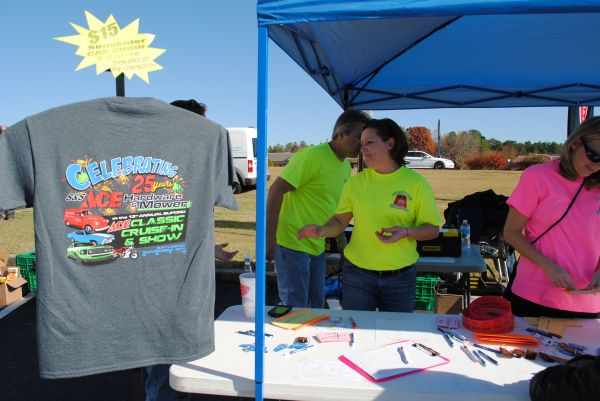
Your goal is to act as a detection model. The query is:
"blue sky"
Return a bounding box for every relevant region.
[1,0,569,145]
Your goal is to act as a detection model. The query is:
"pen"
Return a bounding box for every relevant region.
[413,343,440,356]
[461,345,478,363]
[526,327,561,339]
[441,328,467,342]
[473,349,487,366]
[349,316,358,329]
[398,346,408,364]
[349,332,354,347]
[472,343,502,355]
[476,350,499,365]
[438,329,454,348]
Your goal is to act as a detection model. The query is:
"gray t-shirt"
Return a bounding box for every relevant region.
[0,97,238,378]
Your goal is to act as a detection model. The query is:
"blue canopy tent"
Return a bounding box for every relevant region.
[253,1,600,399]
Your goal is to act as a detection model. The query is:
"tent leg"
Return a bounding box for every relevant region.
[255,25,269,401]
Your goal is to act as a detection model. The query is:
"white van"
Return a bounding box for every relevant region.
[227,127,262,193]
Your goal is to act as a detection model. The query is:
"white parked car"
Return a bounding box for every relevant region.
[405,151,455,169]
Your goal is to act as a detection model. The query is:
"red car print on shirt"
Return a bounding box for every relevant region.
[393,194,407,209]
[63,208,110,233]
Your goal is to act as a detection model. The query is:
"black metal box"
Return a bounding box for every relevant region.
[417,228,462,257]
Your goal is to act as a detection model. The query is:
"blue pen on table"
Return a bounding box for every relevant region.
[472,343,503,355]
[526,327,561,339]
[476,349,499,365]
[437,328,454,347]
[397,346,408,364]
[349,332,354,347]
[441,328,467,342]
[473,350,487,367]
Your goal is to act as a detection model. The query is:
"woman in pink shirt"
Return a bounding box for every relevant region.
[504,117,600,318]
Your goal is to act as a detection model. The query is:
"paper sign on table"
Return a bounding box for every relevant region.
[316,331,352,343]
[339,341,449,382]
[538,316,582,338]
[271,309,330,330]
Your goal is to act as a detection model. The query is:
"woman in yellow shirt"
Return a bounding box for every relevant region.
[298,118,441,311]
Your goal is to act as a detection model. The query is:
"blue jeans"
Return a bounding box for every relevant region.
[275,245,326,308]
[341,260,416,312]
[145,364,190,401]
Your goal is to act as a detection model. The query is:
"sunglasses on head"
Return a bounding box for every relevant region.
[581,139,600,163]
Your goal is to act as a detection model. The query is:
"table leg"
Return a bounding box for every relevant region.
[132,367,145,401]
[465,272,471,306]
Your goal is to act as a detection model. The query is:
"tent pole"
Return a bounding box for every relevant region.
[567,106,578,136]
[255,25,269,401]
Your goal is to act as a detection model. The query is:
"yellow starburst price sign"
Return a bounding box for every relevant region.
[55,10,166,83]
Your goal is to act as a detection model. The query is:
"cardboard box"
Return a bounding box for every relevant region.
[435,292,464,314]
[0,250,9,275]
[0,276,27,307]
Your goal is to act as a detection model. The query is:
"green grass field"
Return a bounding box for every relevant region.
[0,168,522,267]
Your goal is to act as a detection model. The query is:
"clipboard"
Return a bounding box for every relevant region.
[339,341,449,382]
[270,309,330,330]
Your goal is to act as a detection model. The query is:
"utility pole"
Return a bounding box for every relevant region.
[116,74,125,97]
[437,119,441,157]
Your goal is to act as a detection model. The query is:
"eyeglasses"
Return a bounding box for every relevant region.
[581,139,600,163]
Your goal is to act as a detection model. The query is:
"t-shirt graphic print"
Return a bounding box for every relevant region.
[63,154,192,263]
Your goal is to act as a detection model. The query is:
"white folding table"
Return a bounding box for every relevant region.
[170,305,600,401]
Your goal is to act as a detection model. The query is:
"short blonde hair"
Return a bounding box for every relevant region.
[559,116,600,189]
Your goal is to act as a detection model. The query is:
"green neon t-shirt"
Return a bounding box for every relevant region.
[277,143,351,255]
[336,167,441,270]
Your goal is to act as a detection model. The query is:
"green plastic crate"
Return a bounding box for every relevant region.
[27,269,38,292]
[16,250,36,278]
[414,274,441,311]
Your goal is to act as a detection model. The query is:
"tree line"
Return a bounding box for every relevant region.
[268,127,563,168]
[268,141,309,153]
[406,127,562,168]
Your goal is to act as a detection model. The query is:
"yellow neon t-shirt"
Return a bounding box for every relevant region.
[277,143,351,255]
[336,167,442,270]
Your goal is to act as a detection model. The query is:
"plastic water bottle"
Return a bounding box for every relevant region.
[460,220,471,249]
[244,254,252,272]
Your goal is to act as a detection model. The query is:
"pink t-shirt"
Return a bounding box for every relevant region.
[507,160,600,313]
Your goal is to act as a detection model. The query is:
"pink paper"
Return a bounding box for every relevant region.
[316,331,352,343]
[436,316,459,329]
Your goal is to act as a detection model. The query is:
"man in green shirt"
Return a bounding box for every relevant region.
[266,110,370,307]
